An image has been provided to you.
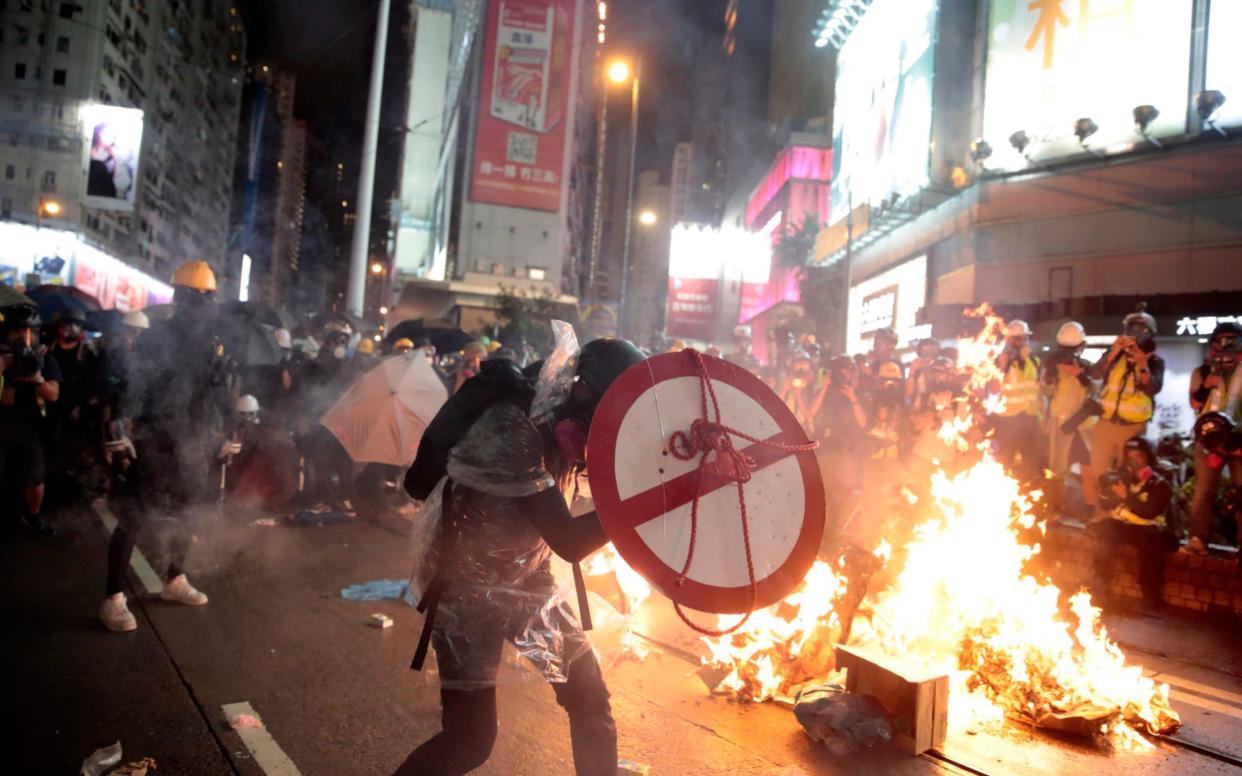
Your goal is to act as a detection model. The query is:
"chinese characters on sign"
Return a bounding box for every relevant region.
[470,0,573,212]
[1175,315,1241,336]
[665,277,718,342]
[859,288,898,335]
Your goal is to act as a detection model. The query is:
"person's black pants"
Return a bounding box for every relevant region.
[105,435,200,595]
[1090,519,1171,607]
[394,649,617,775]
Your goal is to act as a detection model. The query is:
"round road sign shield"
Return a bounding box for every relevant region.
[587,351,824,614]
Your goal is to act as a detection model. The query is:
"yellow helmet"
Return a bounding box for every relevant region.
[171,260,217,292]
[393,338,414,350]
[356,338,375,354]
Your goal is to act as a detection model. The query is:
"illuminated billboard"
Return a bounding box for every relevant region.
[846,254,927,356]
[1206,0,1242,129]
[828,0,937,226]
[470,0,574,212]
[81,105,144,211]
[982,0,1193,170]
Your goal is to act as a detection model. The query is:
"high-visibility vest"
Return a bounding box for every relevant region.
[1099,358,1153,423]
[1201,365,1242,423]
[1000,358,1042,418]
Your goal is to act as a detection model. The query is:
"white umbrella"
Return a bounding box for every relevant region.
[320,354,448,467]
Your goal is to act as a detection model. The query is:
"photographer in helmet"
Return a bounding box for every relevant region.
[992,320,1044,482]
[1042,321,1094,478]
[1089,436,1176,608]
[1083,306,1165,514]
[0,303,61,535]
[1186,322,1242,555]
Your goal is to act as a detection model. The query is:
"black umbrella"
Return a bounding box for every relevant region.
[220,300,293,330]
[27,284,101,324]
[386,319,474,354]
[217,316,283,367]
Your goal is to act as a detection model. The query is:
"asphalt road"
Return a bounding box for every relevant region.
[4,501,1241,775]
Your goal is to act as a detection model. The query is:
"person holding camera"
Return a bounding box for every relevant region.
[1089,436,1176,608]
[1186,321,1242,555]
[0,303,61,535]
[1082,308,1164,513]
[1042,321,1094,478]
[992,320,1044,482]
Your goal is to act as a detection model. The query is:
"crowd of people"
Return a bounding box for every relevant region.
[5,256,1242,774]
[688,311,1242,608]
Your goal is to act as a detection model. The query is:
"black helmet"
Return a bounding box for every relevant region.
[1209,321,1242,348]
[52,308,88,326]
[576,338,644,398]
[1122,435,1157,467]
[1194,411,1235,454]
[0,304,40,331]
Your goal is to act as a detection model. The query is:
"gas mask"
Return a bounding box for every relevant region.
[1125,322,1153,346]
[1121,452,1152,483]
[236,409,260,425]
[58,322,83,346]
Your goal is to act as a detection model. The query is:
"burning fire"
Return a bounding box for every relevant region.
[691,303,1180,747]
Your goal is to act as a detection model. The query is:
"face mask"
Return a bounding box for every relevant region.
[333,345,346,359]
[59,326,82,344]
[554,418,589,467]
[1126,324,1152,344]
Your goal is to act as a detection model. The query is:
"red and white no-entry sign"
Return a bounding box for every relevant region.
[587,351,825,614]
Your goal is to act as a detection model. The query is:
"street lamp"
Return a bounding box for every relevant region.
[370,261,384,275]
[40,199,61,217]
[607,57,641,340]
[638,210,657,226]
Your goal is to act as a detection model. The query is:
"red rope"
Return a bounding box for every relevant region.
[666,350,818,636]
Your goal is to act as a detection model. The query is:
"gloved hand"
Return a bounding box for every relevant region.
[218,440,243,459]
[104,436,137,464]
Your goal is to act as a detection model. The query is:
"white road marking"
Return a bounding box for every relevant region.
[1156,672,1242,708]
[92,500,164,595]
[221,702,302,776]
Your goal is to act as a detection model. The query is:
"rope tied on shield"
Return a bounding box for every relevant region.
[666,349,818,636]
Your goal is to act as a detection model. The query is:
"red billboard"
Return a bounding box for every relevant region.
[665,277,718,342]
[470,0,573,212]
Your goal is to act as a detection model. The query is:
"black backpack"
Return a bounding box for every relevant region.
[403,359,535,500]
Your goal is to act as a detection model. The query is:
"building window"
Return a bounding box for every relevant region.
[15,62,27,79]
[20,0,34,11]
[59,3,74,19]
[52,69,66,86]
[527,266,547,281]
[17,26,29,45]
[41,170,56,191]
[1,199,11,219]
[56,35,69,52]
[3,165,13,181]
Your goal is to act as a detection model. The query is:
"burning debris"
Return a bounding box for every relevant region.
[681,304,1180,749]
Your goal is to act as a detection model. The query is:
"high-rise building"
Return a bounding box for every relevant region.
[229,66,311,310]
[390,0,595,333]
[0,0,245,302]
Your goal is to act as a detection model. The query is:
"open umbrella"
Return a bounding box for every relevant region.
[387,319,475,354]
[217,315,283,367]
[26,284,101,323]
[0,284,35,311]
[220,300,294,330]
[320,354,448,467]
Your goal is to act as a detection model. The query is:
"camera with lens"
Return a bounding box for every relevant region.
[0,343,43,379]
[1096,470,1127,511]
[1059,395,1104,434]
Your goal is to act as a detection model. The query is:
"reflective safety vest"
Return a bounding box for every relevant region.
[1201,365,1242,423]
[1099,358,1153,424]
[1000,358,1042,418]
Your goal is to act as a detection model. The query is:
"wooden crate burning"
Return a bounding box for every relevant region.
[834,644,949,755]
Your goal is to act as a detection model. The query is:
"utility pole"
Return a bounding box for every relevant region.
[616,60,641,340]
[346,0,391,319]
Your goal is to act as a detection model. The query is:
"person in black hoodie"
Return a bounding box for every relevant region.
[396,338,644,776]
[1090,436,1176,608]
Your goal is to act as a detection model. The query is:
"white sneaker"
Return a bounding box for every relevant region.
[160,574,209,606]
[100,593,138,632]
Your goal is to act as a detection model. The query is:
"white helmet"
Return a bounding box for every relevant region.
[1005,320,1032,337]
[733,325,752,340]
[273,328,292,349]
[121,310,150,330]
[1056,321,1086,348]
[235,394,260,422]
